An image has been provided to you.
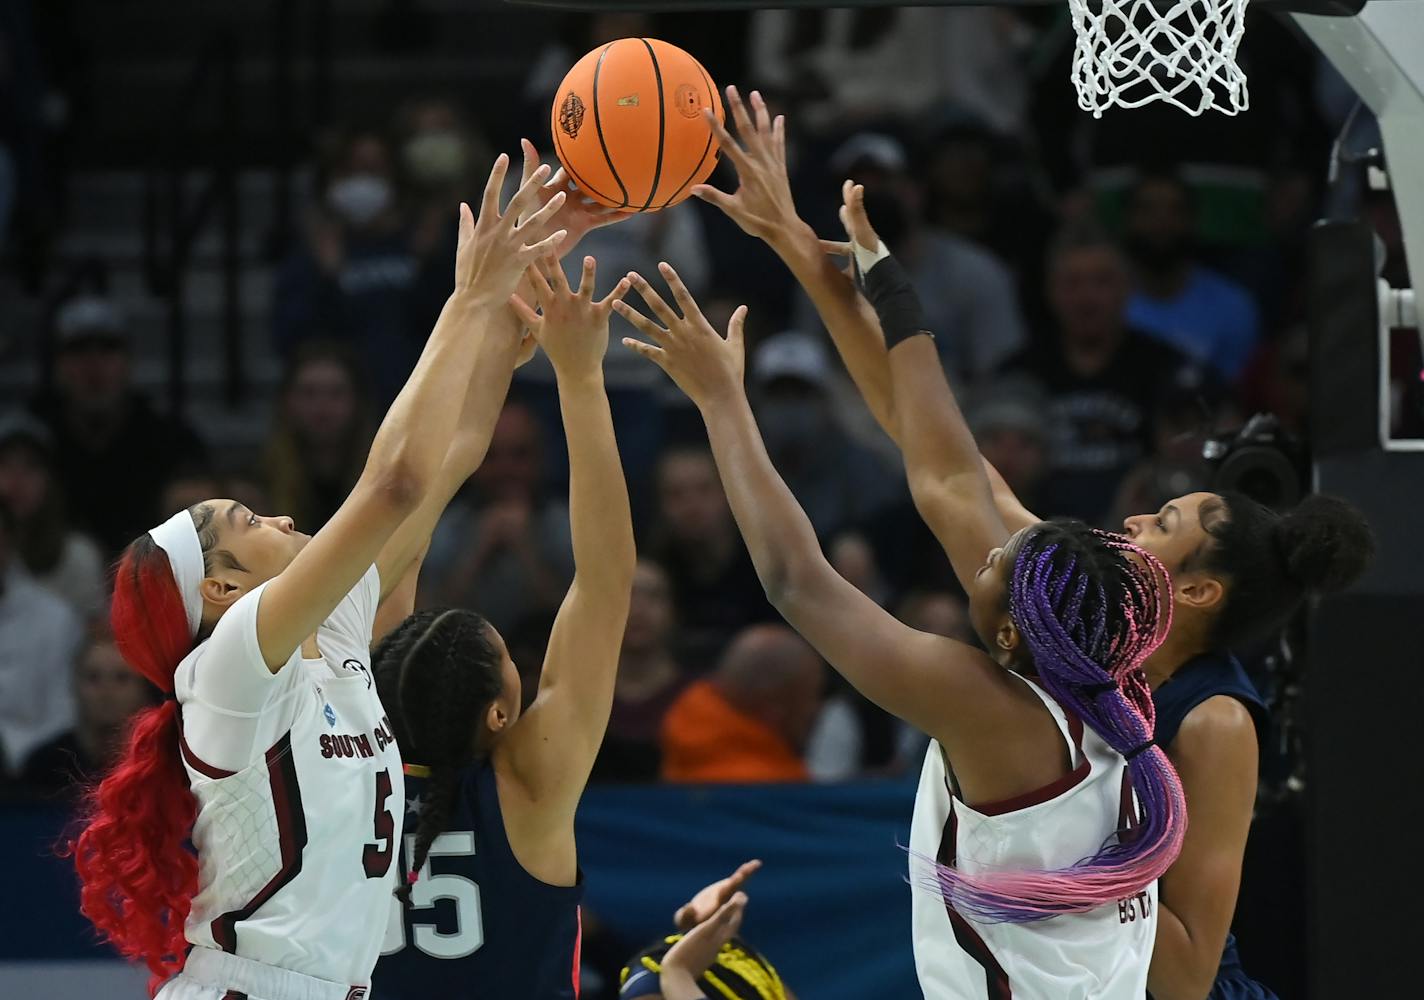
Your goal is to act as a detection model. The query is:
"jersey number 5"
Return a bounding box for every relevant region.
[363,769,395,878]
[381,832,485,959]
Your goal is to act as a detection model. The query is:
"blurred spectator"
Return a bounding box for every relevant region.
[273,127,449,403]
[920,112,1057,311]
[966,376,1050,517]
[751,332,901,539]
[898,590,975,645]
[1007,225,1194,523]
[591,561,689,784]
[1106,365,1235,529]
[30,292,208,555]
[261,342,376,534]
[158,468,223,521]
[0,412,104,620]
[828,532,890,608]
[0,502,81,774]
[1242,324,1309,438]
[803,133,1027,388]
[1123,170,1261,381]
[422,400,574,634]
[661,625,823,783]
[648,447,776,671]
[19,633,153,795]
[749,7,1035,135]
[396,97,492,219]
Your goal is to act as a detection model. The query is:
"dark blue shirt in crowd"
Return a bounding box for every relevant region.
[273,227,449,404]
[372,761,583,1000]
[1151,651,1276,1000]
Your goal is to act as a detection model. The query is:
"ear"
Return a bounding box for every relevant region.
[995,619,1021,657]
[1177,574,1225,613]
[484,701,510,736]
[199,575,245,613]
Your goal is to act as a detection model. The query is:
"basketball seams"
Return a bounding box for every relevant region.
[657,59,719,211]
[592,41,631,209]
[639,38,667,211]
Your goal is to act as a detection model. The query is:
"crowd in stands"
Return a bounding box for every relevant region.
[2,5,1416,804]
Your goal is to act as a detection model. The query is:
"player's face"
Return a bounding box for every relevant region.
[202,498,310,588]
[967,527,1031,661]
[1121,492,1216,578]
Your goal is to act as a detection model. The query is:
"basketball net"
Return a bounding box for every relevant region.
[1068,0,1250,117]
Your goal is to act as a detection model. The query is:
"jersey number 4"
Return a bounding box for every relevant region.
[381,832,485,960]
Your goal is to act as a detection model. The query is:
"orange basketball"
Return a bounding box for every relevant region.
[551,38,723,212]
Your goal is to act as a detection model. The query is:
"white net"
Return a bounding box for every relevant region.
[1068,0,1250,117]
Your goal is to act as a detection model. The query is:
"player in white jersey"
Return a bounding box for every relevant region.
[618,93,1188,999]
[65,150,582,1000]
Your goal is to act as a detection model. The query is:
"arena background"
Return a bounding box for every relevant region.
[1,1,1420,998]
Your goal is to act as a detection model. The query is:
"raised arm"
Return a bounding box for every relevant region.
[833,182,1009,588]
[616,266,1033,753]
[501,256,635,811]
[694,87,1040,536]
[253,156,567,668]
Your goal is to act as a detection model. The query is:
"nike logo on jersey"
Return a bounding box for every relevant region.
[340,658,374,688]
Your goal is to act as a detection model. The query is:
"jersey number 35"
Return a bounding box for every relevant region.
[381,832,485,959]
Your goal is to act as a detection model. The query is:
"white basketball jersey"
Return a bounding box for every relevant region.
[909,677,1156,1000]
[174,566,403,988]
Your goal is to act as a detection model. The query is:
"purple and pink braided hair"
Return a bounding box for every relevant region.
[923,522,1187,923]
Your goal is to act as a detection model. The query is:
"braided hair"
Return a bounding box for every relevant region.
[620,935,787,1000]
[925,521,1186,923]
[372,608,503,903]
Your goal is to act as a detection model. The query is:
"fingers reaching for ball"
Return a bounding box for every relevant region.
[617,264,748,409]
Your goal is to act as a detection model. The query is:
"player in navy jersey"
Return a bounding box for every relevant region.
[685,91,1373,1000]
[370,249,635,1000]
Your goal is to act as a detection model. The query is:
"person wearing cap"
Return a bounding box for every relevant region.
[63,158,573,1000]
[750,330,900,540]
[29,291,210,555]
[789,131,1028,391]
[0,410,105,619]
[0,497,84,777]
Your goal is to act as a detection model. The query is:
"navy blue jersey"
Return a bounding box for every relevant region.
[372,760,583,1000]
[1152,652,1277,1000]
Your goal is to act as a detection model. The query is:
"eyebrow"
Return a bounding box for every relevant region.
[1163,503,1180,529]
[226,501,243,527]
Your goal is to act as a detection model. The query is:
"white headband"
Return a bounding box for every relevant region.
[149,510,205,638]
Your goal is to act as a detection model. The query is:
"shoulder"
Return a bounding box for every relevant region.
[1171,695,1259,767]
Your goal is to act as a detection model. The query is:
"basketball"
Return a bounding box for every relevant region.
[550,38,723,213]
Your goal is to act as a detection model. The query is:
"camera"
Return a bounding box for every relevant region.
[1201,413,1309,511]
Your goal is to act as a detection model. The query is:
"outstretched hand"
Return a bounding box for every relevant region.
[510,256,629,379]
[819,179,885,265]
[659,893,749,999]
[455,151,568,308]
[517,138,627,255]
[615,263,748,410]
[674,859,762,932]
[692,87,811,256]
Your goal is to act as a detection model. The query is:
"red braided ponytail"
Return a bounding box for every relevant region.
[64,534,200,994]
